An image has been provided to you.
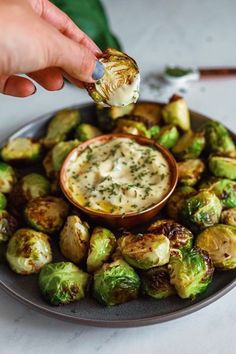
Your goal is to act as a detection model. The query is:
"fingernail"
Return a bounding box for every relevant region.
[92,60,105,80]
[30,86,37,95]
[57,81,64,90]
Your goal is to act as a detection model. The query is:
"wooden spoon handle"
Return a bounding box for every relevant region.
[199,67,236,78]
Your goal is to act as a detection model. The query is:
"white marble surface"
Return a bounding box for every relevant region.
[0,0,235,353]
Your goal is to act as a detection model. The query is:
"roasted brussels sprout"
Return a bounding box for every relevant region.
[87,227,116,272]
[172,130,205,160]
[0,193,7,210]
[209,156,236,180]
[166,186,196,220]
[43,109,80,148]
[25,196,69,234]
[177,159,205,186]
[111,246,123,261]
[11,173,50,207]
[141,265,175,299]
[203,120,235,154]
[59,215,90,263]
[74,123,101,142]
[221,208,236,226]
[6,228,52,274]
[132,102,162,126]
[1,138,42,163]
[114,117,149,137]
[181,190,222,232]
[0,162,16,193]
[39,262,89,305]
[51,140,80,172]
[96,104,134,132]
[148,219,193,255]
[196,224,236,270]
[118,232,170,270]
[0,210,18,242]
[148,125,161,139]
[86,48,140,107]
[199,178,236,209]
[169,247,214,298]
[162,95,190,131]
[93,259,140,306]
[156,125,179,149]
[43,150,55,179]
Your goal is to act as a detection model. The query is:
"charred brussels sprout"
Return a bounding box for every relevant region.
[162,95,190,131]
[87,227,116,273]
[96,104,134,132]
[132,102,162,126]
[209,156,236,180]
[114,117,149,137]
[199,178,236,209]
[156,125,179,149]
[39,262,89,305]
[166,186,196,220]
[86,48,140,107]
[0,162,16,193]
[59,215,90,264]
[221,208,236,226]
[6,228,52,274]
[196,224,236,270]
[203,120,235,154]
[178,159,205,186]
[0,210,18,242]
[172,130,205,160]
[93,259,140,306]
[25,196,69,234]
[51,140,80,172]
[169,247,214,298]
[43,109,80,148]
[1,138,42,163]
[43,151,55,179]
[118,232,170,270]
[148,219,193,255]
[141,265,175,299]
[181,190,222,232]
[75,124,102,142]
[0,193,7,210]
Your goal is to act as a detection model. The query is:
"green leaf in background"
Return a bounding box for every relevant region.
[52,0,122,51]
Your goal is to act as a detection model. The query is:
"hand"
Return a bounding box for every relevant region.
[0,0,104,97]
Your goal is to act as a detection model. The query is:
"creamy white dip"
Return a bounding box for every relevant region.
[65,137,170,214]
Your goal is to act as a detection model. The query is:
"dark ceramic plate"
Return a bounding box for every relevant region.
[0,102,235,327]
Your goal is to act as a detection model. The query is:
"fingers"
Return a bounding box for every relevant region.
[28,67,64,90]
[0,75,36,97]
[41,0,101,56]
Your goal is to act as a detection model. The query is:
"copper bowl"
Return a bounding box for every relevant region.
[60,133,178,229]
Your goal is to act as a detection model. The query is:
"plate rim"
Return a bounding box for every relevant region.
[0,101,235,328]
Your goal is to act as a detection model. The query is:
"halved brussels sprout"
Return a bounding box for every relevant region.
[118,232,170,270]
[132,102,163,126]
[199,178,236,209]
[166,186,196,220]
[203,120,235,154]
[6,228,52,274]
[11,173,50,207]
[87,227,116,273]
[39,262,89,305]
[0,162,16,193]
[1,138,42,163]
[0,210,18,242]
[178,159,205,186]
[51,140,80,172]
[196,224,236,270]
[25,196,69,234]
[148,125,161,139]
[96,104,134,132]
[148,219,193,254]
[180,190,222,232]
[43,109,80,148]
[74,124,102,142]
[93,259,140,306]
[113,117,150,137]
[172,130,205,160]
[86,48,140,107]
[209,156,236,180]
[221,208,236,226]
[162,95,190,131]
[169,247,214,298]
[43,150,55,179]
[156,125,179,149]
[141,265,175,299]
[59,215,90,263]
[0,193,7,210]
